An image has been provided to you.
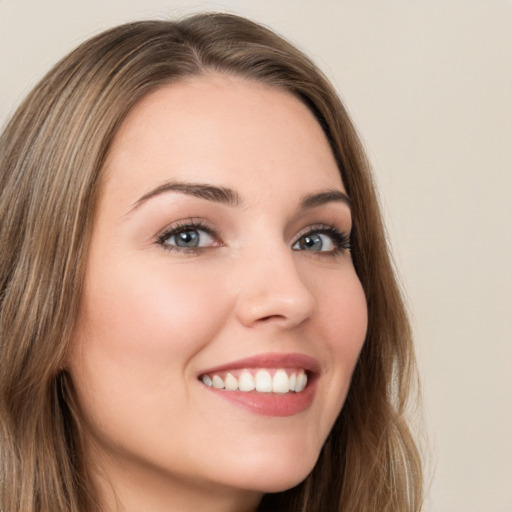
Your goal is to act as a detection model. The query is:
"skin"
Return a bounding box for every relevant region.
[66,74,368,512]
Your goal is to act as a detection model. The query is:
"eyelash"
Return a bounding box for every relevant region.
[293,224,351,255]
[157,220,220,254]
[156,220,351,255]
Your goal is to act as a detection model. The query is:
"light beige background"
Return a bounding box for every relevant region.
[1,1,511,511]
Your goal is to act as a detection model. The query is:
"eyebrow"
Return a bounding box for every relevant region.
[129,180,350,212]
[299,189,351,210]
[130,181,243,211]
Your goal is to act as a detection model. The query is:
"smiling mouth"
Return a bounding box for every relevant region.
[198,353,319,416]
[200,368,308,394]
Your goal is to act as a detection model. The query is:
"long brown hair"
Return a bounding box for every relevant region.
[0,13,422,511]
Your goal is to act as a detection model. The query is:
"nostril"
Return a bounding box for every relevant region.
[260,315,277,322]
[258,314,287,323]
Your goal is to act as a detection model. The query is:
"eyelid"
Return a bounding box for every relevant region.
[156,218,222,252]
[292,223,351,252]
[293,223,350,241]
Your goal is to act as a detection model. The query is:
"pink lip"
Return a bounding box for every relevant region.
[198,352,321,375]
[198,352,320,417]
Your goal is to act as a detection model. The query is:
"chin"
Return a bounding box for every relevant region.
[219,448,319,495]
[253,472,312,495]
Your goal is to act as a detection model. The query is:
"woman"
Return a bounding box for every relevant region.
[0,13,422,512]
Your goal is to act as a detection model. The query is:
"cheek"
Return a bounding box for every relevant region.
[312,269,368,421]
[316,267,368,360]
[76,257,233,367]
[66,256,237,452]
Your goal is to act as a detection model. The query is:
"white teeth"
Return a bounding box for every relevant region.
[201,369,309,394]
[272,369,290,394]
[296,372,308,392]
[238,371,256,392]
[224,373,238,391]
[289,373,297,392]
[212,375,224,389]
[255,369,273,392]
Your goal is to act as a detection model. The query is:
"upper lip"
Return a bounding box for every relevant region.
[198,352,321,376]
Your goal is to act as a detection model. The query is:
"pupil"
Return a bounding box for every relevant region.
[176,230,199,247]
[302,234,322,251]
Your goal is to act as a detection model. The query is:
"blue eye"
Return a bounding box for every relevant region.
[158,223,217,252]
[292,227,350,253]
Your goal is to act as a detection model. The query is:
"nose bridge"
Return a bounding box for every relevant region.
[234,239,316,328]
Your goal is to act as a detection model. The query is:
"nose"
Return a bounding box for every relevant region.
[233,246,317,329]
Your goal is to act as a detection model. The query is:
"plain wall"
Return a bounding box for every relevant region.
[1,1,511,511]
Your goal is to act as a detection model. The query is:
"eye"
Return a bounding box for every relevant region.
[292,226,350,254]
[157,221,219,253]
[293,232,334,252]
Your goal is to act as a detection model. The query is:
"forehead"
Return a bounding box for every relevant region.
[102,74,344,204]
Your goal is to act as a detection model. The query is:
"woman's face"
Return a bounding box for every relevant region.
[67,75,367,511]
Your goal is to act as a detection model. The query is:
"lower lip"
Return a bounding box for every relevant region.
[202,378,318,417]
